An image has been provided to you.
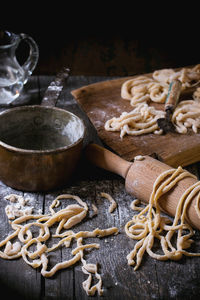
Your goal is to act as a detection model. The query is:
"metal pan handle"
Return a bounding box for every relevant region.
[41,67,70,107]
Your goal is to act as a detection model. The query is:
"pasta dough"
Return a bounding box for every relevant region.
[105,103,165,138]
[100,192,117,213]
[4,194,33,219]
[105,64,200,138]
[125,165,200,270]
[193,87,200,101]
[121,64,200,106]
[153,64,200,89]
[134,155,145,161]
[121,76,168,105]
[0,194,118,296]
[105,99,200,137]
[172,100,200,134]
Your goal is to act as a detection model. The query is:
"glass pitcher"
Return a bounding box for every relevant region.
[0,30,39,104]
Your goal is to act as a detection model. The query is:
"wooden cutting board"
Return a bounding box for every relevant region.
[71,72,200,168]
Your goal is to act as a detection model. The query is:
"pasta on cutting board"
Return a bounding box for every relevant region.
[105,64,200,137]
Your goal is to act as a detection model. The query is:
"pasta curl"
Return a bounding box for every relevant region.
[121,76,168,105]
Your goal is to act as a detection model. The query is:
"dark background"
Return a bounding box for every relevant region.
[2,6,200,76]
[1,6,200,300]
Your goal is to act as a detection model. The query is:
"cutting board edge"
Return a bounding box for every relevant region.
[71,76,133,99]
[71,65,194,99]
[164,146,200,168]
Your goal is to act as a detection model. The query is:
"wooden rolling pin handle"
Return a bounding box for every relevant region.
[85,143,132,178]
[165,79,182,111]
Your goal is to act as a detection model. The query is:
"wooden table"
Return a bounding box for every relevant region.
[0,76,200,300]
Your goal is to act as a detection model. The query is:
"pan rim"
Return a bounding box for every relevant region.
[0,105,85,154]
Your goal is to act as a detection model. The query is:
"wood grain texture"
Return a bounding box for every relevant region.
[0,76,200,300]
[71,71,200,167]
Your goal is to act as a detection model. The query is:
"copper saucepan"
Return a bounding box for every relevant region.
[0,68,85,192]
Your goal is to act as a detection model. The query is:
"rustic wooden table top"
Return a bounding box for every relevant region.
[0,75,200,300]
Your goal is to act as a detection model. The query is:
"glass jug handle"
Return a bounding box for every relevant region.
[19,33,39,84]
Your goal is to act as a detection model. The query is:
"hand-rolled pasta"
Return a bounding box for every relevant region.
[193,87,200,101]
[100,192,117,213]
[152,68,175,85]
[153,64,200,89]
[121,64,200,107]
[105,103,165,138]
[0,193,119,297]
[172,100,200,134]
[121,76,168,105]
[106,64,200,139]
[125,166,200,270]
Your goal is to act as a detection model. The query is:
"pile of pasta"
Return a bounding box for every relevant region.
[105,103,165,138]
[0,194,118,296]
[121,75,168,105]
[105,64,200,137]
[121,64,200,106]
[105,100,200,137]
[172,100,200,134]
[125,164,200,270]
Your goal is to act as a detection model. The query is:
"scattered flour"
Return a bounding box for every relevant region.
[4,194,34,220]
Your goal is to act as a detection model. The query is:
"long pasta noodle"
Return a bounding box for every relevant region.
[0,193,118,296]
[125,164,200,270]
[100,192,117,213]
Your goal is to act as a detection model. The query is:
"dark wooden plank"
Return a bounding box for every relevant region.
[60,182,96,300]
[112,179,161,300]
[0,76,43,300]
[0,183,43,299]
[41,191,74,300]
[72,179,117,300]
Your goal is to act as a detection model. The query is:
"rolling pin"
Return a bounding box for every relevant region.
[85,143,200,230]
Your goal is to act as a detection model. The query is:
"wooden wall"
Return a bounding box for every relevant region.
[3,9,200,76]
